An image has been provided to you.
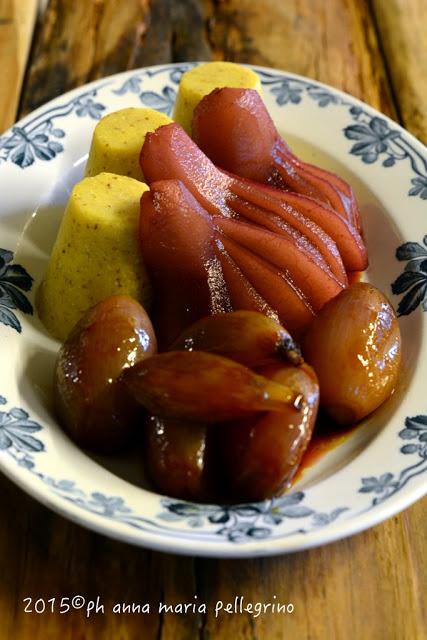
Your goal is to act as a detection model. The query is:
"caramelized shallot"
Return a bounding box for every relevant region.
[171,310,302,367]
[123,351,302,422]
[302,283,401,425]
[55,295,156,451]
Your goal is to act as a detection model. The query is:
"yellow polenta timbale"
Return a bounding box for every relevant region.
[173,62,262,134]
[37,173,150,341]
[85,108,172,180]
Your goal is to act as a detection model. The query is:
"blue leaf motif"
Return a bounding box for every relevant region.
[279,505,314,518]
[399,428,419,440]
[113,77,142,96]
[173,503,201,517]
[51,128,65,138]
[139,86,176,115]
[225,527,248,543]
[0,296,18,310]
[34,145,55,161]
[401,444,420,454]
[273,491,305,508]
[344,118,399,164]
[208,511,230,524]
[170,68,186,84]
[188,517,203,528]
[307,88,338,107]
[2,263,33,291]
[87,493,132,516]
[359,473,395,494]
[392,239,427,316]
[47,140,64,154]
[18,457,35,470]
[345,124,371,140]
[311,508,348,526]
[0,251,33,332]
[405,415,427,428]
[396,241,427,261]
[10,432,44,452]
[360,414,427,509]
[0,392,351,545]
[75,98,106,120]
[408,177,427,200]
[11,143,35,168]
[0,407,44,451]
[404,258,427,274]
[0,249,13,264]
[31,134,48,144]
[51,479,73,491]
[396,281,427,316]
[0,430,12,449]
[391,271,426,295]
[1,283,32,314]
[383,156,395,167]
[9,408,29,420]
[157,510,183,522]
[162,501,204,517]
[263,513,283,525]
[1,134,22,151]
[154,489,346,544]
[271,82,302,106]
[246,527,271,539]
[0,308,21,332]
[232,505,263,517]
[370,117,393,137]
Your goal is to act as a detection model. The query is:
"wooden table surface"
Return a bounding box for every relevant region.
[1,1,426,638]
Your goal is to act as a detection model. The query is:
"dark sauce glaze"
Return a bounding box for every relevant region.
[293,269,363,482]
[293,414,358,483]
[347,270,363,285]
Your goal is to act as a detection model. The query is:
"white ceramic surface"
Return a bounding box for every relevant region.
[0,63,426,557]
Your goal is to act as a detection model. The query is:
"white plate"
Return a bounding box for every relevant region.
[0,63,426,557]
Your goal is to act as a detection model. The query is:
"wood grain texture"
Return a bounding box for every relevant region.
[372,0,427,143]
[1,472,425,639]
[18,0,213,116]
[0,0,38,131]
[18,0,148,115]
[205,0,397,118]
[19,0,398,119]
[2,0,427,639]
[198,503,427,640]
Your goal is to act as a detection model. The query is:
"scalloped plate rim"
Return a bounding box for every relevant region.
[0,62,426,557]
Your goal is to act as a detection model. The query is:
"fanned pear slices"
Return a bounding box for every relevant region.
[140,123,349,336]
[214,242,280,322]
[140,179,231,348]
[192,87,367,258]
[219,234,315,336]
[215,217,343,311]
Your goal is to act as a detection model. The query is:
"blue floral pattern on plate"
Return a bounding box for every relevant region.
[0,404,44,452]
[0,89,106,168]
[0,63,426,553]
[0,248,33,332]
[391,237,427,315]
[345,111,427,200]
[3,62,426,204]
[360,416,427,506]
[0,392,426,544]
[256,70,427,201]
[0,394,348,542]
[158,495,348,543]
[112,64,188,114]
